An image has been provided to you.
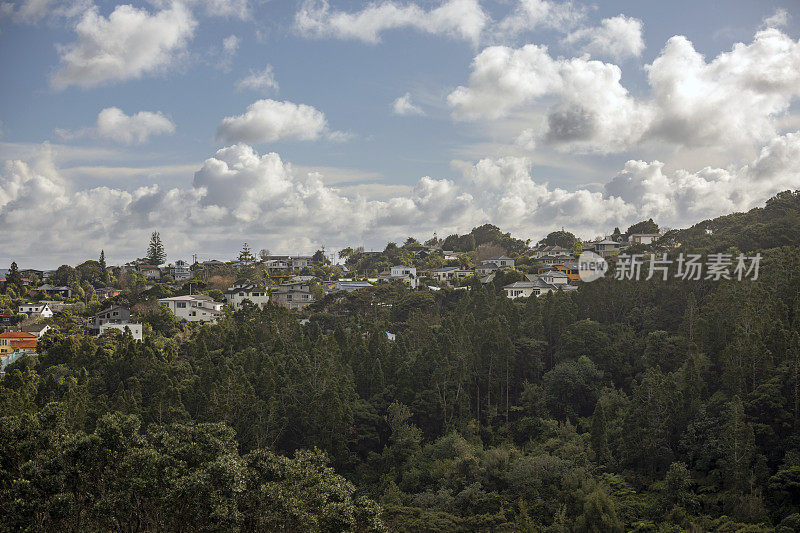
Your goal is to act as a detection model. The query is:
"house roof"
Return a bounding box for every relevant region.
[486,255,513,260]
[0,331,36,339]
[540,270,569,277]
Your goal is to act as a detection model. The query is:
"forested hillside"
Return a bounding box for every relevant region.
[3,195,800,531]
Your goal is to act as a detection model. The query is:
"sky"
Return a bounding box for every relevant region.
[1,0,799,268]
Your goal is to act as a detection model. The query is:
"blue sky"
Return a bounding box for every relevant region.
[1,0,799,267]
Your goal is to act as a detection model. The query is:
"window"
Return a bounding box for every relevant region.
[177,302,186,308]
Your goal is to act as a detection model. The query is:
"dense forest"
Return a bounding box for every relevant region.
[3,192,800,531]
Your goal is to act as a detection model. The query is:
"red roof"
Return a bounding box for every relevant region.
[0,331,36,339]
[10,339,37,349]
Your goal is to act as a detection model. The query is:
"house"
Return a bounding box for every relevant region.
[288,275,317,283]
[504,276,577,299]
[88,305,131,332]
[330,280,372,293]
[541,254,574,265]
[532,245,571,259]
[593,239,623,257]
[475,264,498,275]
[18,303,53,318]
[0,312,18,326]
[38,284,72,298]
[431,267,474,284]
[225,280,270,310]
[535,263,580,282]
[159,295,223,323]
[137,265,161,280]
[38,300,68,312]
[0,331,37,355]
[170,260,192,281]
[264,259,289,271]
[20,323,51,338]
[536,270,570,286]
[629,233,660,245]
[94,287,122,300]
[270,284,315,310]
[379,266,419,288]
[482,255,515,268]
[99,322,143,340]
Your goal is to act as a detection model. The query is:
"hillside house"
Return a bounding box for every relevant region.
[629,233,660,245]
[225,280,270,310]
[18,303,53,318]
[159,295,223,323]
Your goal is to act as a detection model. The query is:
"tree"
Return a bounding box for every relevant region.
[312,249,329,265]
[238,242,255,265]
[626,218,659,236]
[6,261,22,289]
[258,249,271,262]
[99,250,107,270]
[146,231,166,265]
[539,230,576,249]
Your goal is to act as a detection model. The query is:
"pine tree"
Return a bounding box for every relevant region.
[238,243,255,265]
[99,250,106,270]
[146,232,166,265]
[6,261,22,288]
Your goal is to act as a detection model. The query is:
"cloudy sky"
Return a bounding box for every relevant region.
[1,0,799,267]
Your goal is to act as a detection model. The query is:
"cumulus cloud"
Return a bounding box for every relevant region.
[56,107,175,144]
[236,65,279,93]
[0,0,90,23]
[294,0,488,45]
[563,15,645,60]
[95,107,175,144]
[449,28,800,154]
[448,44,652,152]
[494,0,586,36]
[762,8,789,29]
[6,129,799,264]
[51,3,196,89]
[392,93,425,115]
[216,99,346,144]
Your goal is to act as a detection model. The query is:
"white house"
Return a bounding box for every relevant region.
[483,255,515,268]
[629,233,660,245]
[331,280,373,293]
[475,264,498,275]
[159,295,223,323]
[99,322,143,340]
[537,270,570,286]
[18,303,53,318]
[503,275,576,299]
[380,266,419,288]
[431,267,473,284]
[224,280,270,310]
[171,260,192,281]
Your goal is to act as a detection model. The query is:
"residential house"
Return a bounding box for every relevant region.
[475,264,498,275]
[379,266,419,288]
[225,280,270,310]
[535,263,580,282]
[0,331,37,355]
[38,300,68,312]
[170,260,192,281]
[38,284,72,298]
[629,233,660,245]
[593,239,624,257]
[540,254,574,265]
[270,283,315,310]
[137,265,162,280]
[532,245,571,259]
[535,270,570,286]
[87,305,131,333]
[18,303,53,318]
[431,267,474,284]
[99,322,143,340]
[20,323,50,338]
[483,255,515,268]
[94,287,121,300]
[330,280,372,293]
[504,275,577,299]
[0,312,18,326]
[159,295,223,322]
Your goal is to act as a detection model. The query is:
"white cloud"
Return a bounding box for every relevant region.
[449,28,800,154]
[762,8,789,29]
[494,0,586,37]
[294,0,488,45]
[51,3,196,89]
[392,93,424,115]
[236,65,279,93]
[222,34,239,54]
[55,107,175,144]
[197,0,249,19]
[563,15,645,60]
[0,0,90,24]
[3,133,798,265]
[216,99,343,144]
[95,107,175,144]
